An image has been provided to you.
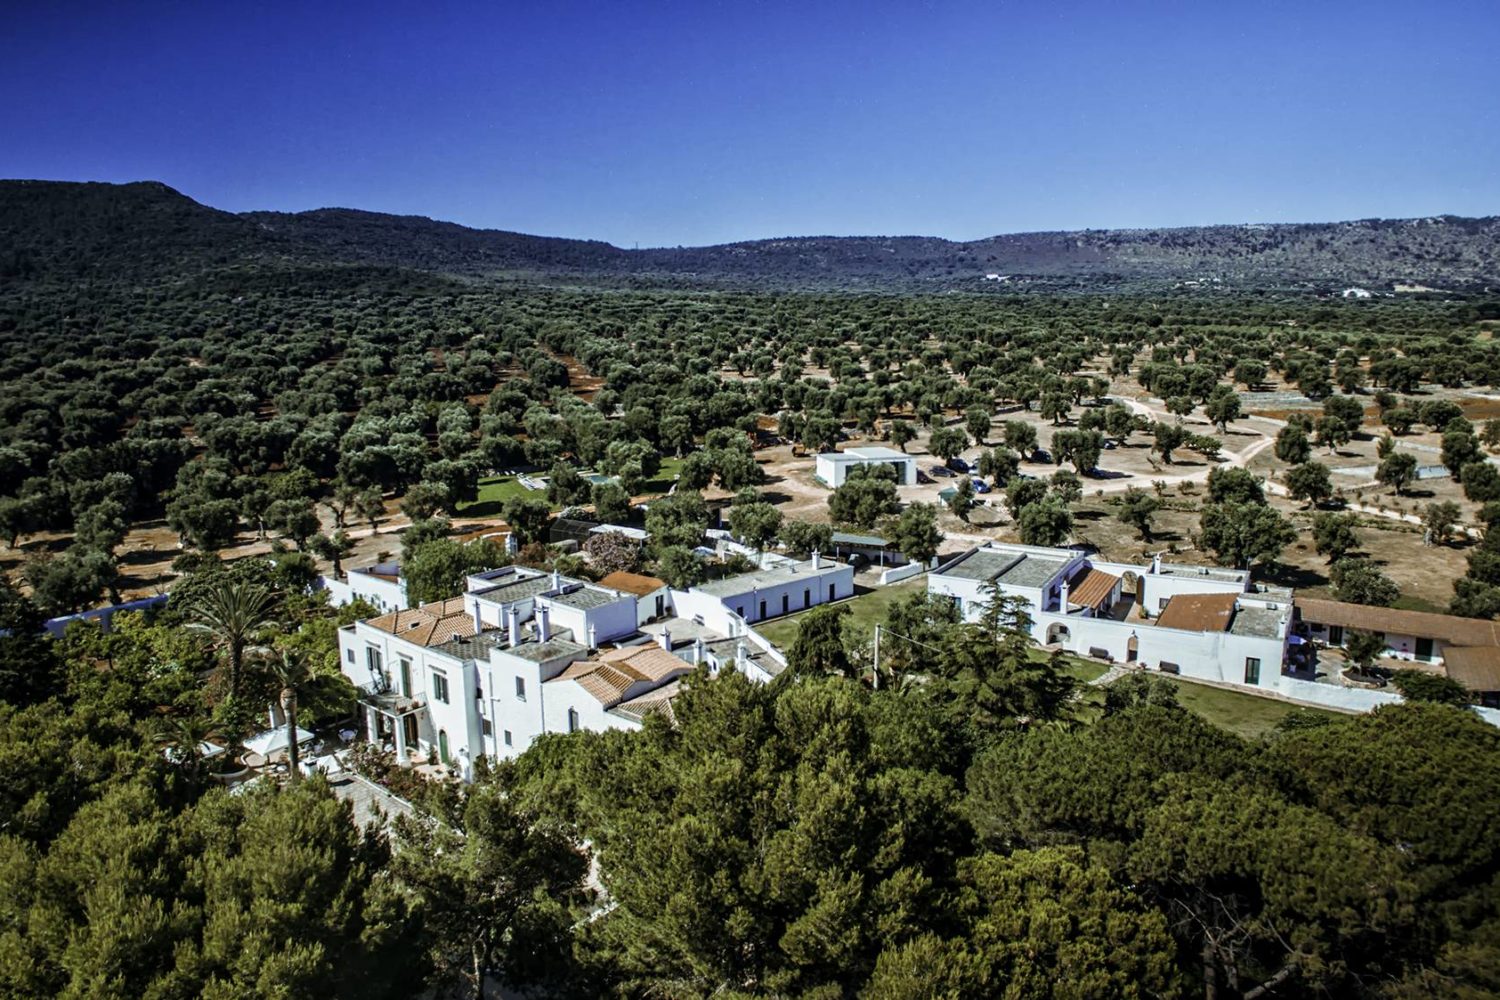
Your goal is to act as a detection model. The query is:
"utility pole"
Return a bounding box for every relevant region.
[872,624,881,690]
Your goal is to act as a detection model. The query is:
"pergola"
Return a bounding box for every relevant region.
[358,688,426,763]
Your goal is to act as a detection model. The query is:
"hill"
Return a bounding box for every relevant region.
[2,179,1497,291]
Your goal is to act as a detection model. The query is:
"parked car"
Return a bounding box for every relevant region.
[1031,448,1051,463]
[929,465,955,478]
[947,457,971,473]
[971,478,991,493]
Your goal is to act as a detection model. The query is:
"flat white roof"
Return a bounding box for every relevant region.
[818,447,912,462]
[693,558,847,598]
[589,524,649,540]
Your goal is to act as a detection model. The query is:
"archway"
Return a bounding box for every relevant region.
[1127,634,1139,663]
[1046,622,1072,646]
[1122,571,1143,605]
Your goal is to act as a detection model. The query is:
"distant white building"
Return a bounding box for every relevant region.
[814,446,918,487]
[928,542,1292,692]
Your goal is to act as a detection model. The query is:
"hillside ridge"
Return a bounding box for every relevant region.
[2,179,1496,291]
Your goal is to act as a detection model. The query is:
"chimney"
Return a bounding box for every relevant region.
[551,568,562,590]
[471,601,483,634]
[692,636,705,665]
[1150,553,1162,575]
[811,550,822,571]
[1059,578,1070,611]
[507,606,521,648]
[658,626,672,651]
[736,640,749,669]
[587,623,597,649]
[536,605,551,642]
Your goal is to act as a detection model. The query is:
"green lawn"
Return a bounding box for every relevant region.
[1155,675,1342,739]
[456,456,687,518]
[755,577,928,650]
[1055,655,1109,684]
[455,475,538,517]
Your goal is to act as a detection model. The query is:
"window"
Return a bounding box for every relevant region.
[345,648,354,664]
[399,658,412,698]
[365,646,382,673]
[1244,657,1261,685]
[515,676,526,700]
[432,670,450,704]
[481,718,493,737]
[503,730,513,747]
[567,708,580,733]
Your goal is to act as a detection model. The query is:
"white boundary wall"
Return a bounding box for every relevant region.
[880,562,925,585]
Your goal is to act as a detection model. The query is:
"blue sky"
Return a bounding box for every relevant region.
[2,0,1496,246]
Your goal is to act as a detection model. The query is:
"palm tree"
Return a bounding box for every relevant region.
[183,578,280,700]
[267,649,312,781]
[263,645,357,782]
[156,713,216,779]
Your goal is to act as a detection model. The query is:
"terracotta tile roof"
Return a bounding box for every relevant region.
[1442,646,1500,691]
[614,678,684,725]
[575,664,642,706]
[598,571,668,596]
[1156,592,1238,633]
[1068,568,1120,609]
[1295,597,1500,647]
[613,645,688,682]
[367,604,477,648]
[550,645,691,707]
[419,597,469,617]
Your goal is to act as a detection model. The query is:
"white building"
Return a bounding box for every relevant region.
[1294,596,1500,666]
[323,562,410,613]
[598,571,673,626]
[671,552,855,632]
[928,543,1292,692]
[814,446,918,487]
[338,564,793,776]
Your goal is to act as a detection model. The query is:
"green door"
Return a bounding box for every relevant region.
[438,729,449,764]
[1415,637,1435,662]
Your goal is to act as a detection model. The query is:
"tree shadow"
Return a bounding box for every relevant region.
[1259,563,1330,590]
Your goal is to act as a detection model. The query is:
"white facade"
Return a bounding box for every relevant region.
[814,447,918,487]
[337,561,796,778]
[599,572,673,627]
[673,553,854,631]
[323,563,410,613]
[928,543,1290,693]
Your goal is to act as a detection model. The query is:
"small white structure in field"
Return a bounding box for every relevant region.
[814,446,917,487]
